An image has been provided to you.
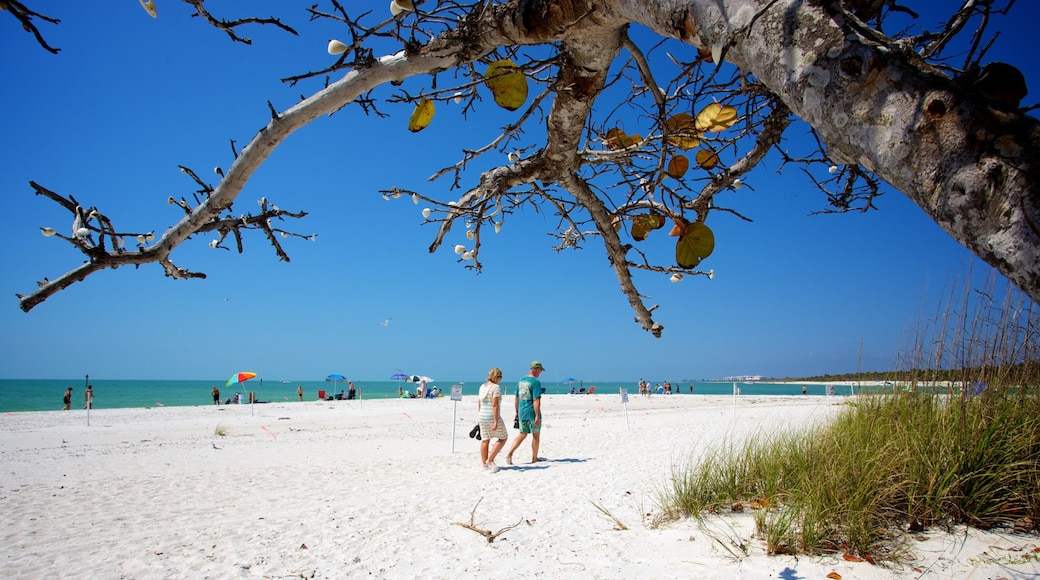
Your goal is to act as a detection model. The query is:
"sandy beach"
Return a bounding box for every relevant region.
[1,394,1037,579]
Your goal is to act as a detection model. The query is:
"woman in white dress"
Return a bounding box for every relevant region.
[478,367,508,472]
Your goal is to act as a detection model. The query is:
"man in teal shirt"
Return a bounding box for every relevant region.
[507,361,544,464]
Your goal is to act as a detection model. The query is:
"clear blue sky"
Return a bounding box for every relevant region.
[0,2,1035,383]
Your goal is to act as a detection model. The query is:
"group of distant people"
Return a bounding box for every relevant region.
[637,379,691,396]
[476,360,545,474]
[333,382,358,400]
[404,380,441,398]
[61,384,94,410]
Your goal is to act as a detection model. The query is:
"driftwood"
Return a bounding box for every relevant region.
[452,497,524,544]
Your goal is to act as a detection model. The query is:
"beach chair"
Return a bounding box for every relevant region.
[317,389,326,400]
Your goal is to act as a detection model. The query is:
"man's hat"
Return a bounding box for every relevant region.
[530,361,545,370]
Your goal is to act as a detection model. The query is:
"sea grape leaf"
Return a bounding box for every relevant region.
[664,113,700,150]
[695,103,739,132]
[408,98,435,132]
[605,127,643,150]
[667,155,690,178]
[695,149,720,169]
[484,60,528,111]
[668,219,686,236]
[675,222,715,267]
[631,214,665,241]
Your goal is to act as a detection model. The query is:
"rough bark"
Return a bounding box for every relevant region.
[618,0,1040,301]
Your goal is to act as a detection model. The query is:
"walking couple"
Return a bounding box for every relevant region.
[477,361,545,473]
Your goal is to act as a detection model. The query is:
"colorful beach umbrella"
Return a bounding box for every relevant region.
[226,371,257,387]
[390,373,409,380]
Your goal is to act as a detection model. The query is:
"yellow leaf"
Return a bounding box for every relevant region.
[630,214,665,242]
[408,98,435,132]
[667,155,690,178]
[695,103,739,132]
[665,113,700,150]
[695,149,719,169]
[675,222,714,268]
[484,60,528,111]
[140,0,157,18]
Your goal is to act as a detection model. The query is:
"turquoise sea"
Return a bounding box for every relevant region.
[0,379,866,413]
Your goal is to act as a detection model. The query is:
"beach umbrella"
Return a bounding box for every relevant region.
[226,372,258,406]
[226,372,257,388]
[390,372,409,397]
[562,378,578,384]
[326,374,346,396]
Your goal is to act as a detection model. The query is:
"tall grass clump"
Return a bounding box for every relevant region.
[656,272,1039,560]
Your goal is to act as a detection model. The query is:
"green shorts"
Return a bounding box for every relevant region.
[519,419,541,434]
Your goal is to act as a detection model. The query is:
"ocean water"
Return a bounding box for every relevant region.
[0,379,868,413]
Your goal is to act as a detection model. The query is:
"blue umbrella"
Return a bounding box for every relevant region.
[326,374,346,397]
[562,377,578,384]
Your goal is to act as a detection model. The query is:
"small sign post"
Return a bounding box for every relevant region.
[450,384,463,453]
[620,388,630,429]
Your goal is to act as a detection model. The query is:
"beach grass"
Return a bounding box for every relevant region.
[656,274,1040,560]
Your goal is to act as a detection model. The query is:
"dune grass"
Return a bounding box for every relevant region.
[656,276,1040,560]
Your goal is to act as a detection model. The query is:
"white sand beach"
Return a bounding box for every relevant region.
[1,394,1037,579]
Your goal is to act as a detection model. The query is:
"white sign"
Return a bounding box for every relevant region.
[450,384,463,401]
[620,388,629,403]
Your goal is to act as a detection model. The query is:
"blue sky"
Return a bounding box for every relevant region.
[0,2,1035,384]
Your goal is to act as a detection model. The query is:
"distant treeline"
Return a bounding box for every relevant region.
[779,362,1039,385]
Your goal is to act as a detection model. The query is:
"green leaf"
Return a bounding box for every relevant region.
[675,222,715,267]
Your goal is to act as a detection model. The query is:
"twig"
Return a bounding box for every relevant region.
[452,497,524,544]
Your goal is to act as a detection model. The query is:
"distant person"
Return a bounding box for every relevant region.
[802,385,807,396]
[212,386,220,405]
[84,385,94,409]
[348,382,356,400]
[506,361,544,465]
[297,385,303,401]
[689,383,693,394]
[478,367,508,473]
[62,387,73,410]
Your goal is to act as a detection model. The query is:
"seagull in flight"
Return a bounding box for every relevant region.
[378,317,393,326]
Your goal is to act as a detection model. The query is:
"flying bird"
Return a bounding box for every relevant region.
[378,317,393,326]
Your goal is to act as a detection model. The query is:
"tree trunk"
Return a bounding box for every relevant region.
[616,0,1040,301]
